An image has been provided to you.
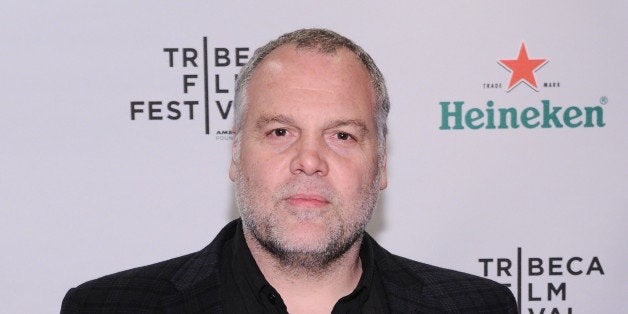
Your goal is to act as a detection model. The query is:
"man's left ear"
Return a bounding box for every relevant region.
[379,153,387,190]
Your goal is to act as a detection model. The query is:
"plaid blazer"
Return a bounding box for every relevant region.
[62,219,517,313]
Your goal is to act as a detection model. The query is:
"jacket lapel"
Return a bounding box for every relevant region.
[368,233,425,312]
[167,219,241,312]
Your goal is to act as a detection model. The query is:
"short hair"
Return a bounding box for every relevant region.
[233,28,390,155]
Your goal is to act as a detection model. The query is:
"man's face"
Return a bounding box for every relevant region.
[230,45,387,267]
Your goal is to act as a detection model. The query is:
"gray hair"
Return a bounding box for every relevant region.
[233,28,390,155]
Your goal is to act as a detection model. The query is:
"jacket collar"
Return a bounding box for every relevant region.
[169,219,425,311]
[170,219,240,292]
[367,233,425,311]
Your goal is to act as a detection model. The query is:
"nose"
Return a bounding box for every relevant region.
[289,136,329,176]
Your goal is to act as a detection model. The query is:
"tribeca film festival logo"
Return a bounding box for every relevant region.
[439,42,608,130]
[479,248,605,313]
[129,36,249,140]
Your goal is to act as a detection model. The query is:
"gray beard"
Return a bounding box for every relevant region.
[234,168,381,272]
[252,222,363,272]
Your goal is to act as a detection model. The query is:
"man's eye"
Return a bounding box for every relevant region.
[272,129,287,137]
[336,132,351,140]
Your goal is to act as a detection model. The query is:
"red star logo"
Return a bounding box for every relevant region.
[499,43,548,92]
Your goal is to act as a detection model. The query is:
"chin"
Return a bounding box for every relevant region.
[288,234,331,251]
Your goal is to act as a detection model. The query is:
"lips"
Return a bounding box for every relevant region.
[285,194,330,208]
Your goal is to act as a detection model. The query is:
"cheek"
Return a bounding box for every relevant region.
[334,160,376,193]
[239,155,283,193]
[242,143,293,178]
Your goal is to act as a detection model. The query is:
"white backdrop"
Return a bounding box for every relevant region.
[2,1,626,313]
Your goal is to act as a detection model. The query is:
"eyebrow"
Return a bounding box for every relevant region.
[254,114,370,136]
[324,119,370,136]
[255,114,296,129]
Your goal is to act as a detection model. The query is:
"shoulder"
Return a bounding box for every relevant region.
[369,237,517,313]
[61,254,193,312]
[61,219,241,313]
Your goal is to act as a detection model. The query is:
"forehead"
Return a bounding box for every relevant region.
[244,45,377,123]
[253,44,369,79]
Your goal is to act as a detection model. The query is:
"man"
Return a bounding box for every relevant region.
[62,28,517,313]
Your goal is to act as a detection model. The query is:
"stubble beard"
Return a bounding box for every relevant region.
[234,165,381,273]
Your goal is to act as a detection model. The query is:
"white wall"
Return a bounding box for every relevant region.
[1,1,625,313]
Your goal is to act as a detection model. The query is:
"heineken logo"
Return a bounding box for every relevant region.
[439,43,608,130]
[439,99,606,130]
[499,43,548,92]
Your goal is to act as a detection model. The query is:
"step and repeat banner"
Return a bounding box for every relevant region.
[2,1,625,313]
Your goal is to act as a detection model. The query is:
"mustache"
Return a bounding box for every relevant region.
[273,177,339,203]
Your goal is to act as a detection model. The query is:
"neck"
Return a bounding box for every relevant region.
[243,229,364,313]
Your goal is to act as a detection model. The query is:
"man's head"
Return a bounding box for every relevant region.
[233,28,390,156]
[229,28,389,270]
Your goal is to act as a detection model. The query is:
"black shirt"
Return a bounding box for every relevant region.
[220,221,389,313]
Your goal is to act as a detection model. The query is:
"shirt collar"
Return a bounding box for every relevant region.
[229,220,376,307]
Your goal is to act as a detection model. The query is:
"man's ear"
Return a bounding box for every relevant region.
[379,153,387,190]
[229,132,237,182]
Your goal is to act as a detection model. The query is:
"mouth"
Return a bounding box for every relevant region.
[285,194,330,208]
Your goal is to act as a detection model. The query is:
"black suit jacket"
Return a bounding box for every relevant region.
[62,219,517,313]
